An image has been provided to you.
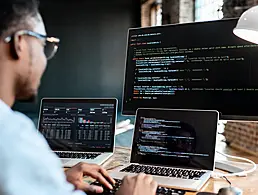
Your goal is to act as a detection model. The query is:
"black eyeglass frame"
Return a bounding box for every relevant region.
[4,30,60,60]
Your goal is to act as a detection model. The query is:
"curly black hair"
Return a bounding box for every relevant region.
[0,0,39,37]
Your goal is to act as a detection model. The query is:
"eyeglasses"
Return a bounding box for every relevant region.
[4,30,60,60]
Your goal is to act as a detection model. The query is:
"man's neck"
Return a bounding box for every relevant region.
[0,65,16,107]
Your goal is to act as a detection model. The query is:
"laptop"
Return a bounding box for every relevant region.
[38,98,117,167]
[110,108,219,191]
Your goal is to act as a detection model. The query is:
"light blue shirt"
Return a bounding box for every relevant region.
[0,99,85,195]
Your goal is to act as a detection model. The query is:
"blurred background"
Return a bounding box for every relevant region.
[13,0,258,123]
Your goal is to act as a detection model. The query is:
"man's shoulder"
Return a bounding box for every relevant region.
[0,108,35,134]
[0,105,60,168]
[0,104,47,153]
[13,111,35,127]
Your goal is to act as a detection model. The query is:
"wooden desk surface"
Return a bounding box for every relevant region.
[102,146,258,195]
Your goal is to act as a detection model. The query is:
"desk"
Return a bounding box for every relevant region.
[101,147,258,195]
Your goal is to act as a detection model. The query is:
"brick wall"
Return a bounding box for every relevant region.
[223,0,258,18]
[247,0,258,5]
[224,122,258,156]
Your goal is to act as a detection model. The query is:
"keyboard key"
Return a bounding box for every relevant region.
[120,165,205,180]
[55,152,101,159]
[88,179,185,195]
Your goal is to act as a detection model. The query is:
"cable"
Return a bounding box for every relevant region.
[223,176,231,186]
[211,151,257,178]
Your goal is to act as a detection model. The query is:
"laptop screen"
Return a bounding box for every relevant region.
[131,109,218,170]
[38,98,117,152]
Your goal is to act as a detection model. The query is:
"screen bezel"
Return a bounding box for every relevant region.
[130,108,219,171]
[121,18,258,121]
[38,98,117,152]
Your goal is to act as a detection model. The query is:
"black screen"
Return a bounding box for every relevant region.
[131,109,218,170]
[122,18,258,119]
[38,99,117,152]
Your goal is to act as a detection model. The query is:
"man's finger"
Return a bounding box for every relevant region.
[96,172,113,190]
[85,185,104,194]
[99,167,116,184]
[78,164,113,189]
[77,182,104,194]
[151,180,158,193]
[144,175,153,184]
[86,171,113,190]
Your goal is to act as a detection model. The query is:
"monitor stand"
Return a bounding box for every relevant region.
[215,161,244,173]
[214,121,244,173]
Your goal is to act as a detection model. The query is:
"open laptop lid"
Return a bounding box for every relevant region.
[38,98,117,153]
[130,108,219,171]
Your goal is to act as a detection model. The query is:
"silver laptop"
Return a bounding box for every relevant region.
[110,108,219,191]
[38,98,117,167]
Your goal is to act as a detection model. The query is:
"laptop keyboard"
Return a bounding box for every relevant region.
[88,179,186,195]
[55,152,101,159]
[120,165,206,180]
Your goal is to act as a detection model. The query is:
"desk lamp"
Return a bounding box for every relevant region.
[233,5,258,43]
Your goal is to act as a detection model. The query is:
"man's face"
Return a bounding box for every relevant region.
[15,14,48,102]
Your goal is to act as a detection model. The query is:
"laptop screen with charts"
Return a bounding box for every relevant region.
[131,108,219,171]
[38,98,117,153]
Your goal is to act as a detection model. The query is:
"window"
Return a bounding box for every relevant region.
[151,3,162,26]
[141,0,162,27]
[195,0,223,22]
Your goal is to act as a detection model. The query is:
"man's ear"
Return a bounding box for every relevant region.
[10,33,24,60]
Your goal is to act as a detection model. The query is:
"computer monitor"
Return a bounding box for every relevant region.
[122,18,258,120]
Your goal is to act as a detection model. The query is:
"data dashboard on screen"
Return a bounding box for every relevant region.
[122,18,258,119]
[38,99,116,152]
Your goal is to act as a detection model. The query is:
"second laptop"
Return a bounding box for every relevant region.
[38,98,117,167]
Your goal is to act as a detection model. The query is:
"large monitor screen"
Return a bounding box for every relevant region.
[38,99,117,152]
[122,18,258,120]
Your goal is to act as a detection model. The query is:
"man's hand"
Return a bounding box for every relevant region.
[65,162,115,193]
[116,173,158,195]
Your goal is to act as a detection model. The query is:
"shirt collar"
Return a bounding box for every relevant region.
[0,99,12,112]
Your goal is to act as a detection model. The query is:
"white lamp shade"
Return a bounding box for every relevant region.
[233,5,258,44]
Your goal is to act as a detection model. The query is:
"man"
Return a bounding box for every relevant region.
[0,1,158,195]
